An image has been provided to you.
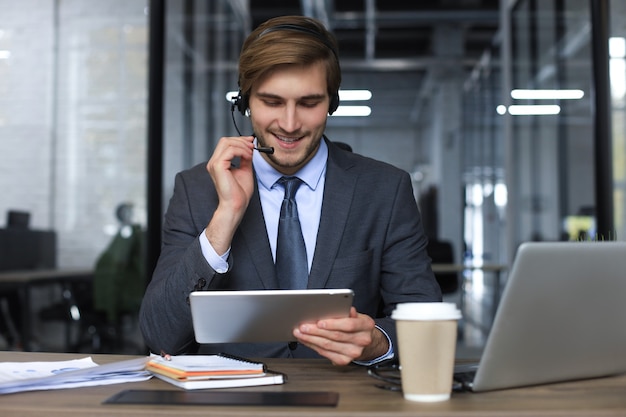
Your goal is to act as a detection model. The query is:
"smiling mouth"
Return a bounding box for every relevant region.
[275,134,303,144]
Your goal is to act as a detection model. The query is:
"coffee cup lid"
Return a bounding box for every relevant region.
[391,302,461,321]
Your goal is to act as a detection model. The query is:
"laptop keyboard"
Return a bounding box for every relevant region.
[453,363,479,391]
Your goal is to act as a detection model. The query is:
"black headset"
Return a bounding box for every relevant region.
[232,23,340,116]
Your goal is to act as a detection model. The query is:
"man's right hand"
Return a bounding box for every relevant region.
[205,136,256,255]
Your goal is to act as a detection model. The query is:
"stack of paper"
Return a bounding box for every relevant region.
[0,357,152,394]
[146,354,286,390]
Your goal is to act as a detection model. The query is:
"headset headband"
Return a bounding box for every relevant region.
[256,24,339,60]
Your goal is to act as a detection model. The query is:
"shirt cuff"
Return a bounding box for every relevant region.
[199,229,230,273]
[352,325,395,366]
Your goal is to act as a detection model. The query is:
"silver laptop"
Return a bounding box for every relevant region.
[455,241,626,392]
[189,289,354,343]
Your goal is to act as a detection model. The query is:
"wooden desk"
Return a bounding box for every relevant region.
[1,351,626,416]
[0,269,93,351]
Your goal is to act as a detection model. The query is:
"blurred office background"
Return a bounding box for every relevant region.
[0,0,625,353]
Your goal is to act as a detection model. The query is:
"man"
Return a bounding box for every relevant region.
[139,15,441,365]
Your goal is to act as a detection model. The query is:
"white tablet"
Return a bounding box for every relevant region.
[189,289,354,343]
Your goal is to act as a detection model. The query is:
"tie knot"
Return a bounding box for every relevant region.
[278,176,303,200]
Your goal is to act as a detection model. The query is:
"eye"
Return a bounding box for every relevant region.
[300,100,322,108]
[262,100,282,107]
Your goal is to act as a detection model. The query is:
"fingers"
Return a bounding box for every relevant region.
[207,136,255,173]
[293,310,376,365]
[294,329,371,365]
[206,136,255,199]
[204,136,256,252]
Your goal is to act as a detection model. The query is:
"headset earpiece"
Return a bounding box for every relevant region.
[232,90,249,116]
[329,92,340,115]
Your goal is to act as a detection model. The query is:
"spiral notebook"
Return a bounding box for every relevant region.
[146,354,286,390]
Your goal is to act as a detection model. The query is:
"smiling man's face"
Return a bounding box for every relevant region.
[249,61,331,175]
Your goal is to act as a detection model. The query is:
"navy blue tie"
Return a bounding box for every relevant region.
[275,176,308,289]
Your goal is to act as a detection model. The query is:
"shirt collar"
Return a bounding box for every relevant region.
[254,138,328,192]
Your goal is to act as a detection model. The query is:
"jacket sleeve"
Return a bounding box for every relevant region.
[139,167,220,355]
[372,170,442,352]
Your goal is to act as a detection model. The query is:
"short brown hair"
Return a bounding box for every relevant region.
[238,16,341,113]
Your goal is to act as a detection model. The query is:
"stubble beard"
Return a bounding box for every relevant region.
[256,132,323,172]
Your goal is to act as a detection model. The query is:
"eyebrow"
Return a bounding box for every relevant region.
[255,92,326,101]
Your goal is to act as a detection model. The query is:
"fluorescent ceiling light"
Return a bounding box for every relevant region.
[506,105,561,115]
[0,50,10,59]
[226,91,238,102]
[339,90,372,101]
[331,106,371,117]
[511,89,584,100]
[610,37,626,58]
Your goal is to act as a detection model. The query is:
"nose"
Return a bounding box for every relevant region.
[278,102,301,133]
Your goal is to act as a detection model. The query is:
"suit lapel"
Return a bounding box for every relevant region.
[239,185,278,289]
[308,147,357,288]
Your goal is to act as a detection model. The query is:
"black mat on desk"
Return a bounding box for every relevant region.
[104,390,339,407]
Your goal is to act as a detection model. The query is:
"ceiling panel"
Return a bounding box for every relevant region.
[244,1,500,125]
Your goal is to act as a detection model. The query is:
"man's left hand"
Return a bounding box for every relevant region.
[293,307,389,365]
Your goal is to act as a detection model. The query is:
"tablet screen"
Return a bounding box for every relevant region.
[189,289,354,343]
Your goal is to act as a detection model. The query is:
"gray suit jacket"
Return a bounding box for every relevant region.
[139,139,442,358]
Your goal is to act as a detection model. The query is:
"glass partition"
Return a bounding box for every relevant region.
[508,0,594,245]
[0,0,148,268]
[610,0,626,240]
[0,0,148,352]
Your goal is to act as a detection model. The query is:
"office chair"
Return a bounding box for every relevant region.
[426,240,459,294]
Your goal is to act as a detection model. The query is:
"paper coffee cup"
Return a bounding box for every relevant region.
[392,302,461,402]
